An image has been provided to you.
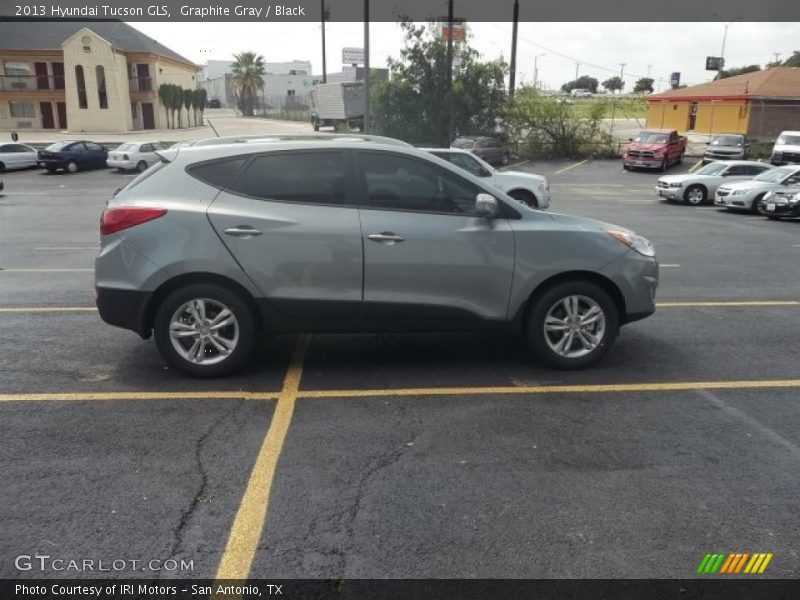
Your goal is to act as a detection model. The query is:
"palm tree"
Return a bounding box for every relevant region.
[231,51,265,116]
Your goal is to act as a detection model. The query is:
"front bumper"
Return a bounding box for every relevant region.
[761,200,800,218]
[714,194,752,209]
[655,186,681,200]
[601,252,658,325]
[624,158,663,169]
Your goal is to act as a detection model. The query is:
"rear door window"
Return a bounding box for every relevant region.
[226,151,350,206]
[187,157,247,190]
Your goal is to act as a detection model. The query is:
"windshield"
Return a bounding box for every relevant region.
[45,142,73,151]
[777,134,800,146]
[754,167,794,183]
[696,162,728,176]
[635,132,668,144]
[711,135,743,146]
[452,139,475,149]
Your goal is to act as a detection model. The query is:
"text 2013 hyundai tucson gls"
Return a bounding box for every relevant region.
[95,135,658,377]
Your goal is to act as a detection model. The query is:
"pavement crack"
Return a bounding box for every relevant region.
[163,399,244,571]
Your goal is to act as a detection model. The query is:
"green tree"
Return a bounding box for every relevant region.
[506,85,614,158]
[197,88,208,125]
[602,76,624,93]
[231,51,265,117]
[560,75,599,94]
[782,51,800,67]
[633,77,654,93]
[157,84,171,128]
[182,89,193,128]
[370,21,507,146]
[716,64,760,79]
[167,84,182,130]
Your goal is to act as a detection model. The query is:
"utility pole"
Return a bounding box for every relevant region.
[446,0,454,92]
[509,0,519,97]
[363,0,369,133]
[718,23,730,80]
[321,0,327,83]
[773,52,782,65]
[575,61,580,80]
[618,63,626,94]
[647,64,652,78]
[533,53,545,91]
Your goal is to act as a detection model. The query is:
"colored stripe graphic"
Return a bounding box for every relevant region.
[702,552,772,575]
[734,553,749,573]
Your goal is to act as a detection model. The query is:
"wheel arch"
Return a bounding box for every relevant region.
[141,272,262,336]
[505,187,539,207]
[515,270,627,330]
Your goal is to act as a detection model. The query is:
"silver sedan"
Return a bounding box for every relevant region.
[655,160,771,205]
[715,166,800,213]
[0,143,39,172]
[107,142,166,172]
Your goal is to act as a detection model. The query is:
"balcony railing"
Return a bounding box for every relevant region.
[0,74,65,91]
[129,76,153,92]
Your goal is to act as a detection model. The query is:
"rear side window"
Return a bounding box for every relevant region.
[187,157,247,190]
[226,151,348,205]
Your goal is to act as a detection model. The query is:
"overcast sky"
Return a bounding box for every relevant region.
[130,21,798,92]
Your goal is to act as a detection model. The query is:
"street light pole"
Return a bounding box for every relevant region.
[509,0,519,98]
[363,0,369,133]
[321,0,327,83]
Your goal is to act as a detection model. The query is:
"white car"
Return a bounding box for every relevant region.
[0,143,39,172]
[715,166,800,213]
[107,142,166,172]
[770,130,800,166]
[424,147,550,209]
[655,160,771,205]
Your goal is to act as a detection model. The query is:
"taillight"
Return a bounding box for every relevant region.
[101,207,167,235]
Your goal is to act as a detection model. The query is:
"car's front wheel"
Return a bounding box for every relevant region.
[136,161,147,173]
[683,184,707,205]
[527,281,619,369]
[154,283,256,377]
[751,193,766,215]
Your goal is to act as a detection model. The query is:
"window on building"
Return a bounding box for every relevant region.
[4,61,31,76]
[75,65,88,109]
[131,102,137,120]
[9,101,35,118]
[96,66,107,109]
[287,90,296,96]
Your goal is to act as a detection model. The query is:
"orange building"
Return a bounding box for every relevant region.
[646,67,800,139]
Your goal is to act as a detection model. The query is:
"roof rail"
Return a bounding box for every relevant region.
[188,133,413,148]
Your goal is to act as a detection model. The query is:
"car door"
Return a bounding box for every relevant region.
[84,142,106,167]
[67,142,88,168]
[206,149,363,319]
[355,150,515,321]
[18,144,38,168]
[0,144,16,170]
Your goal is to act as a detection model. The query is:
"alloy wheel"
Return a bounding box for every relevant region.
[543,295,606,359]
[168,298,239,366]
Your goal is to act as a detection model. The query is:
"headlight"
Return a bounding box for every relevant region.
[790,193,800,205]
[607,229,656,258]
[669,182,683,188]
[730,189,747,196]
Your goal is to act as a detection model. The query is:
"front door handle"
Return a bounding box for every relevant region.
[367,232,405,244]
[224,226,262,238]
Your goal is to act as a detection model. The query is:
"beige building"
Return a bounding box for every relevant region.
[0,21,197,133]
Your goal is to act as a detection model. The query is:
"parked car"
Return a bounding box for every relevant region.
[0,143,39,172]
[451,136,510,166]
[623,129,687,171]
[760,185,800,220]
[655,160,771,205]
[107,142,167,172]
[95,135,658,377]
[423,147,550,209]
[714,166,800,213]
[770,130,800,166]
[570,89,593,98]
[703,134,749,164]
[38,141,108,173]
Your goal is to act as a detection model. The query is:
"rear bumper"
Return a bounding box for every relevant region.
[96,286,152,338]
[107,158,137,169]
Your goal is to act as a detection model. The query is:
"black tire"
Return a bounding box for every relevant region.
[766,215,780,221]
[751,193,766,215]
[153,283,257,378]
[66,161,79,173]
[508,189,538,208]
[0,162,5,173]
[683,184,707,205]
[622,163,630,171]
[501,152,510,166]
[46,168,57,173]
[136,161,147,173]
[526,280,619,369]
[660,157,669,171]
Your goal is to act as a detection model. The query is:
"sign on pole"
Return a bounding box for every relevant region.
[705,56,724,71]
[342,47,365,65]
[670,72,681,87]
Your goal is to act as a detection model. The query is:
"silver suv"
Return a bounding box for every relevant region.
[95,135,658,377]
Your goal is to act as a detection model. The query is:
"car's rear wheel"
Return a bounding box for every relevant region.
[527,281,619,369]
[66,161,79,173]
[683,184,707,205]
[676,151,684,164]
[154,283,256,378]
[508,189,538,208]
[136,160,147,173]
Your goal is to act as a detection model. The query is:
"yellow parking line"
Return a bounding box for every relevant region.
[0,307,96,313]
[0,391,279,402]
[300,379,800,399]
[688,159,704,173]
[555,159,590,174]
[657,301,799,307]
[214,335,310,584]
[0,268,93,272]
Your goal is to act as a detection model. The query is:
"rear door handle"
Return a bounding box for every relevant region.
[367,232,405,244]
[224,226,262,238]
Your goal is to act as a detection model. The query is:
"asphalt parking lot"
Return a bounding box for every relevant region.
[1,158,799,582]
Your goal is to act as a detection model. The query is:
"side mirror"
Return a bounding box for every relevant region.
[475,193,499,218]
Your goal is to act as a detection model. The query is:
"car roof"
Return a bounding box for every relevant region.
[185,133,412,148]
[778,130,800,136]
[709,160,766,165]
[421,147,470,154]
